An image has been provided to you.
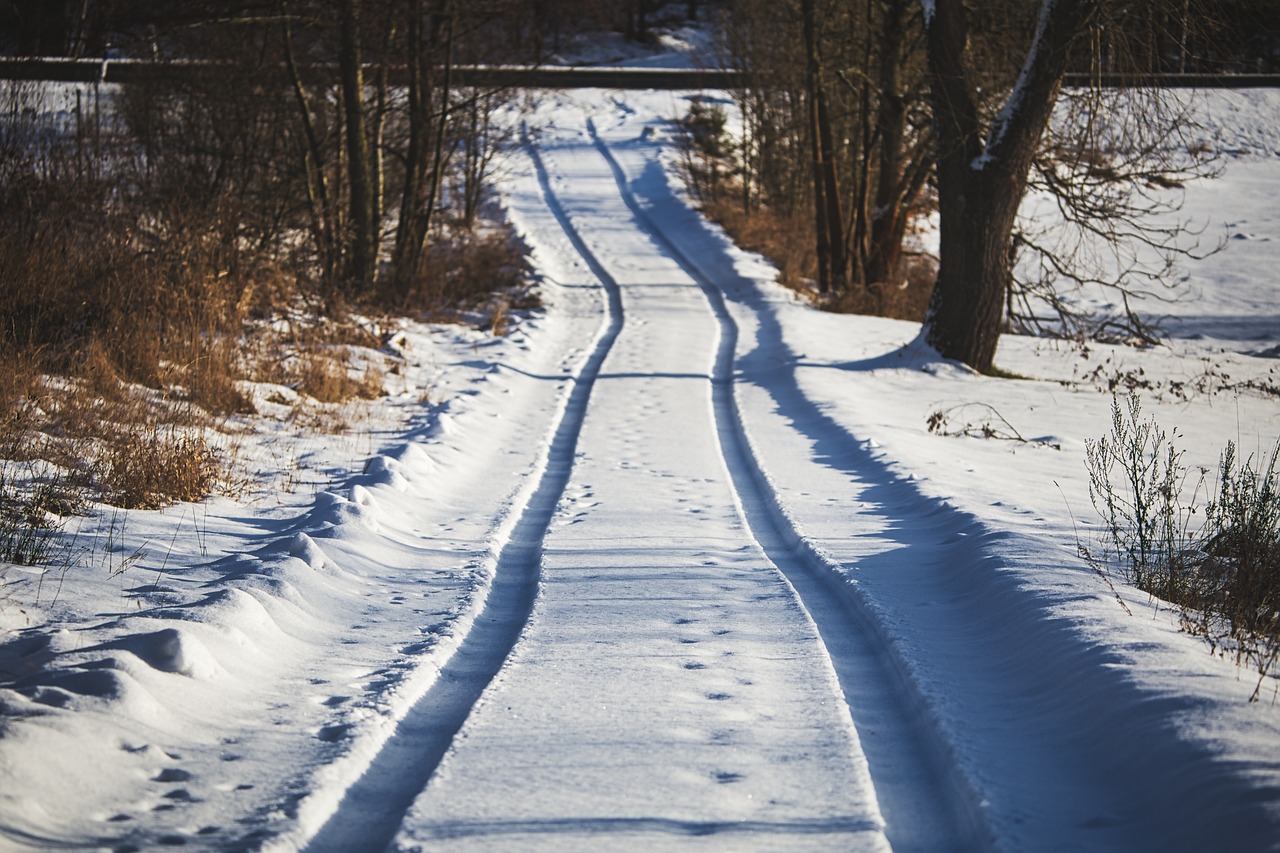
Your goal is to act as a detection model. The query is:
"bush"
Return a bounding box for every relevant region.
[101,427,220,510]
[1086,394,1280,699]
[0,462,68,566]
[1190,441,1280,688]
[1086,395,1199,598]
[296,349,384,405]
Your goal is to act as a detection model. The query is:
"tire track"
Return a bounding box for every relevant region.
[298,135,625,853]
[587,120,991,852]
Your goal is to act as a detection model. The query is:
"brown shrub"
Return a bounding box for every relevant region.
[297,350,384,404]
[101,426,220,510]
[700,196,937,323]
[418,230,528,309]
[702,197,817,292]
[822,253,937,322]
[179,336,256,416]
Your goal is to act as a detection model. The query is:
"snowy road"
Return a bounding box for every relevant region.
[4,87,1280,853]
[391,130,933,849]
[301,123,981,852]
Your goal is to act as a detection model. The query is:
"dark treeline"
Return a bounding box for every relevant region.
[0,1,711,301]
[712,0,1278,294]
[2,0,1278,378]
[0,1,707,60]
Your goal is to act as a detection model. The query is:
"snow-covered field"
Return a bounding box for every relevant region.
[2,31,1280,853]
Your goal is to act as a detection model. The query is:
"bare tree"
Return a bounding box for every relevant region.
[390,0,456,300]
[339,0,377,289]
[1010,83,1222,344]
[921,0,1100,373]
[921,0,1234,371]
[718,0,936,305]
[801,0,846,293]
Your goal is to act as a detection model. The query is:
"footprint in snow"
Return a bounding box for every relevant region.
[317,723,352,743]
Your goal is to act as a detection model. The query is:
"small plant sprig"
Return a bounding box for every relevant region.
[0,461,74,567]
[928,403,1061,449]
[1085,393,1280,701]
[1085,395,1203,597]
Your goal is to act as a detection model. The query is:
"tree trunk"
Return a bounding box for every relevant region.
[802,0,846,294]
[282,8,339,285]
[391,1,454,301]
[340,0,377,289]
[392,0,431,299]
[922,0,1098,373]
[926,178,1023,371]
[866,0,907,289]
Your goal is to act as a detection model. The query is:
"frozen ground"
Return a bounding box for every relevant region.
[2,37,1280,853]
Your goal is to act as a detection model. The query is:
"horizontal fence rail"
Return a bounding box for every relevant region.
[0,58,745,89]
[1062,72,1280,88]
[1,58,1278,90]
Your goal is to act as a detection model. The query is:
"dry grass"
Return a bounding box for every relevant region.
[699,196,936,323]
[1086,395,1280,700]
[418,230,529,310]
[100,426,221,510]
[0,460,75,566]
[702,197,817,292]
[821,253,937,322]
[0,81,530,532]
[184,344,256,416]
[296,349,385,404]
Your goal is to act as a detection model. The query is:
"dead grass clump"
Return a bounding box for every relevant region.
[822,253,937,322]
[418,231,528,309]
[179,336,256,416]
[702,197,816,292]
[1086,395,1280,700]
[101,426,220,510]
[0,350,43,455]
[275,312,383,350]
[288,404,351,435]
[700,197,936,323]
[0,461,72,566]
[488,301,511,337]
[297,350,384,404]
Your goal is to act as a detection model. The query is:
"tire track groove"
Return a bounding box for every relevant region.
[586,120,991,852]
[298,134,625,853]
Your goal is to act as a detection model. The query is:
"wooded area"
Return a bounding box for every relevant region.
[2,0,1279,377]
[694,0,1279,370]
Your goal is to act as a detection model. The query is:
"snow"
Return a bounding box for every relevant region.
[3,25,1280,853]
